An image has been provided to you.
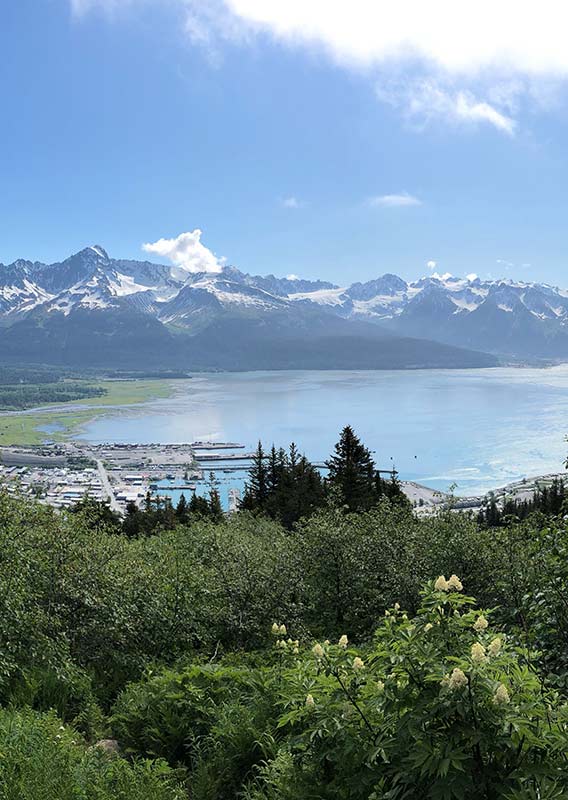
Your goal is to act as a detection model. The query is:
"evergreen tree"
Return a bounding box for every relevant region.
[266,445,285,494]
[122,500,142,538]
[326,425,377,512]
[189,492,211,517]
[269,446,325,528]
[175,493,189,523]
[241,441,325,527]
[241,441,268,510]
[209,487,223,521]
[376,469,409,507]
[160,497,177,530]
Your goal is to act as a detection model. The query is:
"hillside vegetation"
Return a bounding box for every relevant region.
[2,466,568,798]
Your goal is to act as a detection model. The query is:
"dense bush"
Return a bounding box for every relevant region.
[112,662,279,798]
[0,708,184,800]
[2,489,568,797]
[266,579,568,799]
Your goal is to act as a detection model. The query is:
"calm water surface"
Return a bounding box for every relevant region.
[78,367,568,497]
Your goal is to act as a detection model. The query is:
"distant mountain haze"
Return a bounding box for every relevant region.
[0,245,528,370]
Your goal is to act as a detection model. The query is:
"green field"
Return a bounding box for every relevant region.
[0,380,177,445]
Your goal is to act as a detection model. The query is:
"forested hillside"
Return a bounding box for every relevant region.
[2,457,568,798]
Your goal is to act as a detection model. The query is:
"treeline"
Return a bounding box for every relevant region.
[0,382,107,410]
[0,365,67,385]
[121,483,223,537]
[86,426,409,537]
[478,477,566,527]
[241,425,407,527]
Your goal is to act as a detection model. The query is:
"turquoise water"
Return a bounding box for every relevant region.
[77,367,568,497]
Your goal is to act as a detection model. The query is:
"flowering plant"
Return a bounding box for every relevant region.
[274,578,568,799]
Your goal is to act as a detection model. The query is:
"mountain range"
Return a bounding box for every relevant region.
[2,244,561,371]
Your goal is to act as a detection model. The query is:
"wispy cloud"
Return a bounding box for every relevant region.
[70,0,131,14]
[281,196,305,209]
[70,0,568,133]
[427,260,437,270]
[368,192,421,208]
[377,80,515,135]
[143,229,225,273]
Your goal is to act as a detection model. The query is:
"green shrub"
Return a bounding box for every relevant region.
[112,663,266,764]
[0,707,185,800]
[191,701,278,800]
[112,661,281,798]
[267,577,568,800]
[5,662,97,723]
[298,503,495,640]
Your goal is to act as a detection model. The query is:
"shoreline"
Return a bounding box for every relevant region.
[402,471,567,514]
[0,379,183,446]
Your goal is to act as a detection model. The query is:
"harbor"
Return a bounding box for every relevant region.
[0,440,564,517]
[0,441,252,512]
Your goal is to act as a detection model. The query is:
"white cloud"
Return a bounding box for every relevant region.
[143,229,225,273]
[286,273,300,280]
[427,260,437,270]
[368,192,421,208]
[408,81,515,136]
[378,80,515,134]
[71,0,568,132]
[188,0,568,132]
[281,196,304,209]
[466,273,478,281]
[210,1,568,76]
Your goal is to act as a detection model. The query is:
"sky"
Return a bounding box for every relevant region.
[3,1,568,284]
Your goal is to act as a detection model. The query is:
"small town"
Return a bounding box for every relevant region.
[1,440,565,519]
[0,441,250,513]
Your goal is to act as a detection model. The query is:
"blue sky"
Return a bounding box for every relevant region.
[2,0,568,284]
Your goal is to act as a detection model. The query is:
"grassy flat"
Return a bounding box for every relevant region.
[0,379,179,445]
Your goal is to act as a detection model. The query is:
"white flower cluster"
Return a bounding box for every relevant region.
[271,622,299,653]
[471,642,486,664]
[488,637,502,657]
[493,683,510,705]
[441,667,468,691]
[473,615,489,632]
[271,623,287,636]
[434,574,463,592]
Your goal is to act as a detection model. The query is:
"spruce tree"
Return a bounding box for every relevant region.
[189,492,210,517]
[241,441,268,510]
[209,487,223,521]
[161,497,177,530]
[266,445,285,494]
[122,501,142,538]
[326,425,377,512]
[175,493,189,523]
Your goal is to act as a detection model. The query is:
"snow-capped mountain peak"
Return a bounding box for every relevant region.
[2,246,568,361]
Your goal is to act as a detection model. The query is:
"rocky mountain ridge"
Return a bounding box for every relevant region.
[0,246,514,369]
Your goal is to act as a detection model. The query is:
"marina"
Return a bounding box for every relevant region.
[0,439,564,518]
[0,441,249,512]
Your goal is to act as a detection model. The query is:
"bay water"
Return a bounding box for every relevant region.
[76,366,568,505]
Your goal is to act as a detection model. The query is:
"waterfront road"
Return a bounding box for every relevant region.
[96,459,121,513]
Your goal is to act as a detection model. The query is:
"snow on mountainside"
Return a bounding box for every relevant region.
[287,272,568,358]
[0,244,566,362]
[0,246,313,323]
